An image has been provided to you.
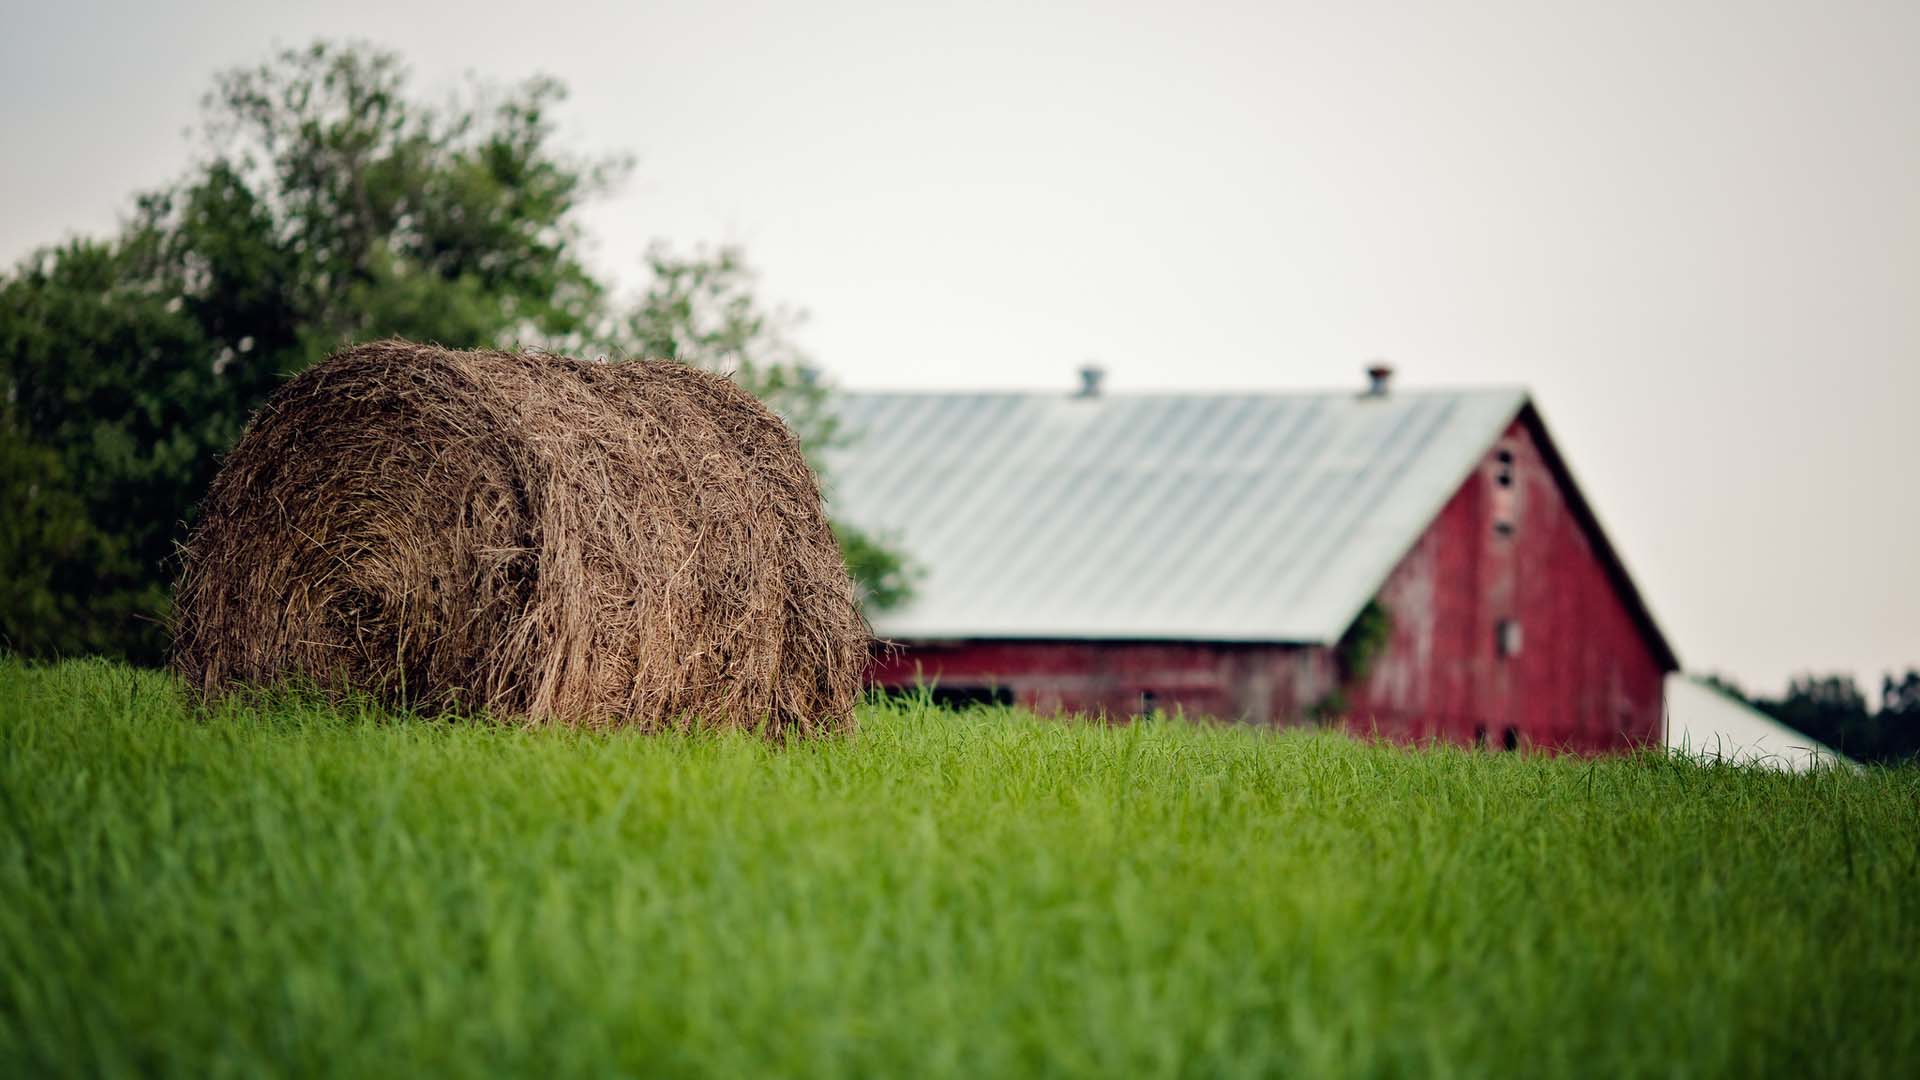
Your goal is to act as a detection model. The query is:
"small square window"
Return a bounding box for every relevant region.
[1496,619,1523,657]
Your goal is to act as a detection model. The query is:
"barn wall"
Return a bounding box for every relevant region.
[1343,414,1667,752]
[865,639,1317,722]
[1333,465,1483,742]
[1502,414,1669,750]
[866,416,1668,752]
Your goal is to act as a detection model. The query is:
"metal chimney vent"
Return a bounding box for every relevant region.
[1076,365,1105,398]
[1364,362,1394,398]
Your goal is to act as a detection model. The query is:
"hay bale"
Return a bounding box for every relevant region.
[171,340,869,736]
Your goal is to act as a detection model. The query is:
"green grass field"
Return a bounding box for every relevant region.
[2,658,1917,1077]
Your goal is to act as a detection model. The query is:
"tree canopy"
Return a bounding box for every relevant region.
[0,40,908,662]
[1707,670,1920,765]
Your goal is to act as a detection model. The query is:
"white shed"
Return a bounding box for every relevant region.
[1663,674,1851,771]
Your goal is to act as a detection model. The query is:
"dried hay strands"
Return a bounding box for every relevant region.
[171,340,869,736]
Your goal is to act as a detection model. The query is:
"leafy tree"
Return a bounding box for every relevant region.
[1882,670,1920,716]
[2,236,217,658]
[1698,672,1751,703]
[1875,669,1920,762]
[1702,669,1920,764]
[189,43,620,355]
[1753,673,1877,762]
[1,40,906,662]
[1,402,110,655]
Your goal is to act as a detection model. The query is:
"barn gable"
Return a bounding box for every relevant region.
[1511,403,1679,671]
[1341,407,1676,750]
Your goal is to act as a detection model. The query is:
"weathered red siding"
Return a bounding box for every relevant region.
[866,639,1317,721]
[1342,414,1666,752]
[866,412,1670,754]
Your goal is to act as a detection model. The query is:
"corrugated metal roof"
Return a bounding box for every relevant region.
[823,387,1528,643]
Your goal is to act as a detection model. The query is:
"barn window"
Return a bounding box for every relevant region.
[1492,448,1518,535]
[1497,619,1523,657]
[1501,727,1519,752]
[878,684,1013,709]
[930,685,1014,709]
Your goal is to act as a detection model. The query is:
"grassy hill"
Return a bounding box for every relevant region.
[3,658,1916,1077]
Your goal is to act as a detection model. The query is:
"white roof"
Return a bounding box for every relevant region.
[1663,675,1852,771]
[825,387,1528,642]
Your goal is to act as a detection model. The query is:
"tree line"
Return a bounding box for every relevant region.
[1,41,910,664]
[1703,671,1920,765]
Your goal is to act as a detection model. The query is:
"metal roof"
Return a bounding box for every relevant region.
[823,386,1529,643]
[1663,675,1853,772]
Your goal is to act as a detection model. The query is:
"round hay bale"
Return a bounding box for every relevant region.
[171,340,869,736]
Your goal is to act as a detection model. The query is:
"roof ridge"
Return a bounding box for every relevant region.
[838,385,1531,398]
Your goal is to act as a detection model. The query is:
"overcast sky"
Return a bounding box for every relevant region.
[5,0,1915,698]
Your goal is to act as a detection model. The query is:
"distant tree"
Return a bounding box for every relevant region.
[2,236,223,657]
[1708,669,1920,765]
[1698,672,1751,704]
[2,43,615,661]
[1876,669,1920,763]
[1754,674,1875,760]
[0,400,112,655]
[1882,670,1920,715]
[1,40,906,662]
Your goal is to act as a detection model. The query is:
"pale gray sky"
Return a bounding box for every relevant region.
[5,0,1915,698]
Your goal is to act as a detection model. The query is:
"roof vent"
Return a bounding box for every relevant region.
[1363,361,1394,398]
[1075,364,1105,399]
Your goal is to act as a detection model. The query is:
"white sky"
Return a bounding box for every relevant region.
[4,0,1915,699]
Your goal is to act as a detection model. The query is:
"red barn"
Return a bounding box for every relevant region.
[826,369,1677,753]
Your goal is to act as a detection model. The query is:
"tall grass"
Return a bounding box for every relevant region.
[2,657,1916,1077]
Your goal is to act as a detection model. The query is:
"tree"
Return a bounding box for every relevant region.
[1876,669,1920,762]
[1709,669,1920,765]
[1,40,907,662]
[2,236,219,658]
[188,42,620,356]
[1753,673,1876,761]
[1698,672,1751,703]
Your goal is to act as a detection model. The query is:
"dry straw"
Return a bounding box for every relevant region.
[171,340,869,736]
